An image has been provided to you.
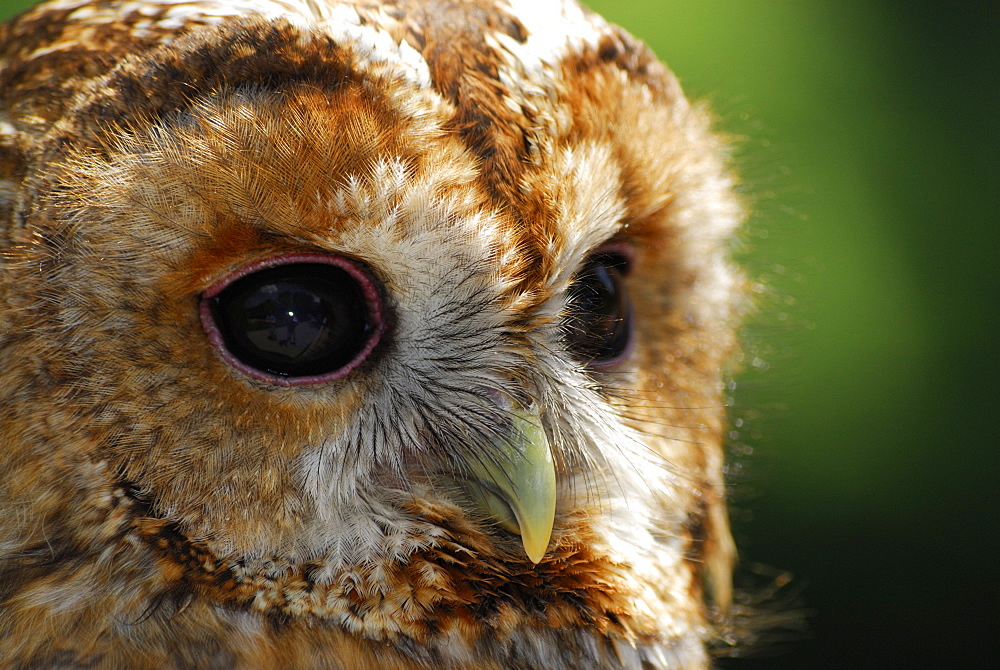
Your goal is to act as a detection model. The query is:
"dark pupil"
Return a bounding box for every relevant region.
[210,263,371,377]
[565,256,632,364]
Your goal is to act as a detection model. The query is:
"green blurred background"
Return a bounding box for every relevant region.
[1,0,995,667]
[583,2,998,667]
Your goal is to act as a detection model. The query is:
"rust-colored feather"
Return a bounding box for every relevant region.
[0,1,744,667]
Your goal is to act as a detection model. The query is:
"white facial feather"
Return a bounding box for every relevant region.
[0,0,745,667]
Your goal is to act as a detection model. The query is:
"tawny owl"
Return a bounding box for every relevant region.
[0,0,745,667]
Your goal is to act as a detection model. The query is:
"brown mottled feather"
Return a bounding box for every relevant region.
[0,1,744,667]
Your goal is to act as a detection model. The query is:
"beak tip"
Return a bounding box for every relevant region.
[520,526,554,564]
[524,544,546,565]
[459,403,557,566]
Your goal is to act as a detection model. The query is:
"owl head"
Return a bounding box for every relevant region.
[0,0,744,667]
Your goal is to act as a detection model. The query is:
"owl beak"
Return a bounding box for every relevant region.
[461,406,556,564]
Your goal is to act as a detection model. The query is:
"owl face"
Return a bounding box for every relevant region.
[0,1,744,667]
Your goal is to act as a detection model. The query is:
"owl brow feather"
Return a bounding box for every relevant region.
[105,118,236,235]
[60,151,206,242]
[199,111,303,239]
[177,122,328,244]
[97,105,315,246]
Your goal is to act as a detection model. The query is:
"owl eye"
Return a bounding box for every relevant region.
[564,252,633,366]
[200,255,383,385]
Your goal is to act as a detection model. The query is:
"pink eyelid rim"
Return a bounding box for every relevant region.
[199,253,385,387]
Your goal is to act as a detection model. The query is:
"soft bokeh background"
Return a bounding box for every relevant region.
[1,1,995,667]
[582,2,998,668]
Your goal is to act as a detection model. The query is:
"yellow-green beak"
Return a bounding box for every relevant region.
[460,406,556,564]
